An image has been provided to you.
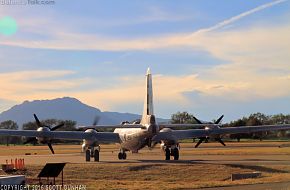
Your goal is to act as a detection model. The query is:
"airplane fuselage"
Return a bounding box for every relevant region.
[114,117,158,152]
[115,127,149,151]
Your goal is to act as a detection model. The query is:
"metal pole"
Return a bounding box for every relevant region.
[62,170,64,186]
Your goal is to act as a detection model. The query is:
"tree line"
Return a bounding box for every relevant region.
[0,119,77,145]
[171,112,290,140]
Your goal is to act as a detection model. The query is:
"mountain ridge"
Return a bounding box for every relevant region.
[0,97,168,128]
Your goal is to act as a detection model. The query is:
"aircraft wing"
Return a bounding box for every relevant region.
[211,124,290,136]
[77,124,144,130]
[152,124,290,141]
[152,129,208,141]
[159,124,216,128]
[0,130,120,143]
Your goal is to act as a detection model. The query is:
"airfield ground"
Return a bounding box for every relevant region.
[1,141,290,189]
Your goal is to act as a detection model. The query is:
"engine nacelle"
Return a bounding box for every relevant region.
[81,140,86,152]
[159,128,179,151]
[36,127,50,143]
[160,141,165,151]
[82,129,99,150]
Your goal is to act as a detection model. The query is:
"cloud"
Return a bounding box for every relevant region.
[0,70,88,100]
[0,0,287,51]
[0,24,289,113]
[193,0,288,34]
[0,70,143,111]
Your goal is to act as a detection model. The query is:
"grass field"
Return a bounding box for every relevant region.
[1,141,290,189]
[15,162,290,190]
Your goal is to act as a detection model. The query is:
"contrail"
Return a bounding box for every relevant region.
[194,0,288,35]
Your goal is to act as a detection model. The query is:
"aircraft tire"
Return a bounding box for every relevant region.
[118,152,123,160]
[94,149,100,162]
[122,152,127,160]
[85,150,90,162]
[173,147,179,160]
[165,148,170,160]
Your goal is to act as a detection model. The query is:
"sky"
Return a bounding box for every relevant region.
[0,0,289,122]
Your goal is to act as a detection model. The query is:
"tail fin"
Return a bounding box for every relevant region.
[141,68,154,124]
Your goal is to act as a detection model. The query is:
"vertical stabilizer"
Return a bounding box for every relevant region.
[141,68,154,124]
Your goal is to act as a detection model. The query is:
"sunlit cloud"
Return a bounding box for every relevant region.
[0,70,87,100]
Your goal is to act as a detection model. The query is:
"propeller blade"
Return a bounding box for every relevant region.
[24,137,37,144]
[93,115,100,126]
[51,123,64,131]
[193,116,203,124]
[215,115,224,124]
[195,137,205,148]
[215,138,226,146]
[47,142,55,154]
[150,141,159,148]
[148,138,159,148]
[33,114,43,127]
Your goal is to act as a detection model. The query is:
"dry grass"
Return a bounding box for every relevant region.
[0,144,117,156]
[2,142,290,189]
[1,141,290,156]
[12,162,290,190]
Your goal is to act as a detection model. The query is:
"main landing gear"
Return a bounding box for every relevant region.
[165,146,179,160]
[85,146,100,162]
[118,149,127,160]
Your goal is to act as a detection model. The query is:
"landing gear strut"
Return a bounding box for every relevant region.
[94,149,99,162]
[165,147,170,160]
[118,149,127,160]
[164,146,179,160]
[85,150,90,162]
[172,147,179,160]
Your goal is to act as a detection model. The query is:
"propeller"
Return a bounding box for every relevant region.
[51,123,64,131]
[33,114,64,131]
[194,115,225,148]
[193,116,203,124]
[33,114,43,127]
[30,114,65,154]
[194,137,207,148]
[47,142,55,154]
[147,137,160,150]
[215,115,224,125]
[93,115,100,126]
[215,137,226,146]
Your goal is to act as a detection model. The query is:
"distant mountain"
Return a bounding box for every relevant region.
[0,97,168,128]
